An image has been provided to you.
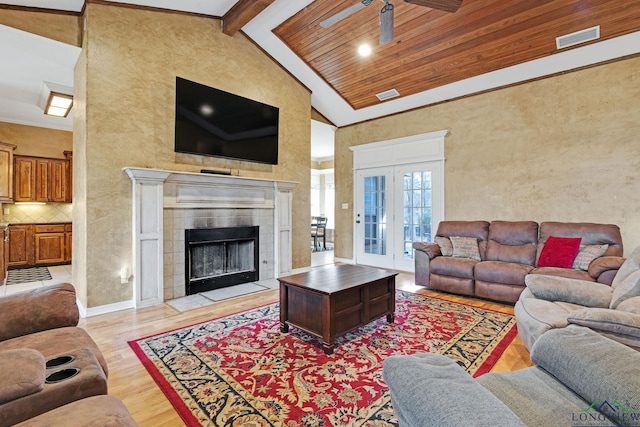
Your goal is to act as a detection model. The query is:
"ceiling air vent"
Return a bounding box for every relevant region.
[556,26,600,49]
[376,88,400,101]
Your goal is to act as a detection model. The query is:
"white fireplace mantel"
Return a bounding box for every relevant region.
[124,167,297,308]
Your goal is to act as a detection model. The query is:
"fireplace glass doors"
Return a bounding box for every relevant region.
[185,226,259,295]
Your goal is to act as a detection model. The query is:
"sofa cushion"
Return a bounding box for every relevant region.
[0,283,79,342]
[383,353,526,427]
[435,221,490,259]
[450,236,480,261]
[478,366,592,427]
[434,236,452,256]
[610,245,640,309]
[431,256,477,279]
[530,325,640,422]
[538,222,623,258]
[572,244,608,271]
[530,266,593,282]
[485,221,538,265]
[475,261,533,286]
[617,296,640,314]
[0,349,45,405]
[525,274,612,308]
[537,236,582,268]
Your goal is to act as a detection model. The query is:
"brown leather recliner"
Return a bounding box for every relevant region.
[0,283,111,426]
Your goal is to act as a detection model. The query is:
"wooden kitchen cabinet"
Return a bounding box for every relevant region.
[14,155,69,202]
[35,224,66,265]
[6,223,71,269]
[0,141,16,202]
[6,224,35,268]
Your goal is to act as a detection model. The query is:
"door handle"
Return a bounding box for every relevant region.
[356,220,360,224]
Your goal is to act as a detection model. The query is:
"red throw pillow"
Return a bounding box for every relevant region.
[537,236,582,268]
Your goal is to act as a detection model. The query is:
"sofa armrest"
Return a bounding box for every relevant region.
[0,283,79,342]
[412,242,441,259]
[588,256,626,282]
[568,308,640,341]
[587,256,627,285]
[383,353,525,427]
[524,274,612,308]
[531,325,640,420]
[0,349,46,404]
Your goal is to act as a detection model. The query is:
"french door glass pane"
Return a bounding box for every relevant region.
[364,176,386,255]
[403,171,433,259]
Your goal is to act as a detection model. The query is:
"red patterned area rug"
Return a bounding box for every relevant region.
[129,291,517,427]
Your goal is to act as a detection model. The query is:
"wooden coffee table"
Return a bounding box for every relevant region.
[278,264,398,354]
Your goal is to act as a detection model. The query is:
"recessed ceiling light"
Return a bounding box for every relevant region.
[358,44,372,57]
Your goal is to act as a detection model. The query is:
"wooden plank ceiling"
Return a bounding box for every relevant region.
[274,0,640,110]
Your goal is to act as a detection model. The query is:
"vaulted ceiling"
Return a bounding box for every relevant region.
[1,0,640,130]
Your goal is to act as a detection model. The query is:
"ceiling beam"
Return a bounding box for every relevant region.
[222,0,275,36]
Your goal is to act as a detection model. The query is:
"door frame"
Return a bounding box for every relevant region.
[350,130,448,271]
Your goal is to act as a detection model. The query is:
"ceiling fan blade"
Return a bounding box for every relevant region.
[403,0,463,13]
[379,2,394,45]
[319,0,373,28]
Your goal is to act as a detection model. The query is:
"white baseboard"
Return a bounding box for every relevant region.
[77,298,135,318]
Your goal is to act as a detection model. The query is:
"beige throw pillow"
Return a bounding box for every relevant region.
[434,236,453,256]
[572,244,609,271]
[450,236,481,261]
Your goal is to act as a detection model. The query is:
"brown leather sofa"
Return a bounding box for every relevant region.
[413,221,625,303]
[0,283,136,426]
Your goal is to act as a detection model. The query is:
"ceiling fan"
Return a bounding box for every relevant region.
[319,0,463,45]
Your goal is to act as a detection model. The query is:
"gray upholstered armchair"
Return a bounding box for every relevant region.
[515,245,640,351]
[383,326,640,427]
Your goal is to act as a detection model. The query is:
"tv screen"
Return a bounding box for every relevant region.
[174,77,279,165]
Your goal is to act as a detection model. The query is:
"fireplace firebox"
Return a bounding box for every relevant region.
[185,226,259,295]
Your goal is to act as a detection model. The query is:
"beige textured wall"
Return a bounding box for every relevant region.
[79,4,311,307]
[0,122,72,158]
[335,56,640,260]
[72,38,88,305]
[0,9,81,46]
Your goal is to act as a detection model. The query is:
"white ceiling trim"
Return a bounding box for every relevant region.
[245,1,640,127]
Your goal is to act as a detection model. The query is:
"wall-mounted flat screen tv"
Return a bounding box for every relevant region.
[174,77,279,165]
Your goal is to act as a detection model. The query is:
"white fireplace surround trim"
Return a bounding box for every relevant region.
[124,167,297,308]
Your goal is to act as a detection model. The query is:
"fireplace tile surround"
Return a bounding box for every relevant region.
[164,209,273,300]
[125,167,297,308]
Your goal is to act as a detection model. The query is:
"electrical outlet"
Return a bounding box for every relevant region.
[342,203,348,209]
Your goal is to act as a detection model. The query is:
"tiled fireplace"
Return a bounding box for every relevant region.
[166,211,271,299]
[124,167,296,308]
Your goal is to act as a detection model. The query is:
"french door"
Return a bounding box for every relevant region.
[355,162,442,272]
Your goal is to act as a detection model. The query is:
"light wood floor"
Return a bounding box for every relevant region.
[79,271,533,426]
